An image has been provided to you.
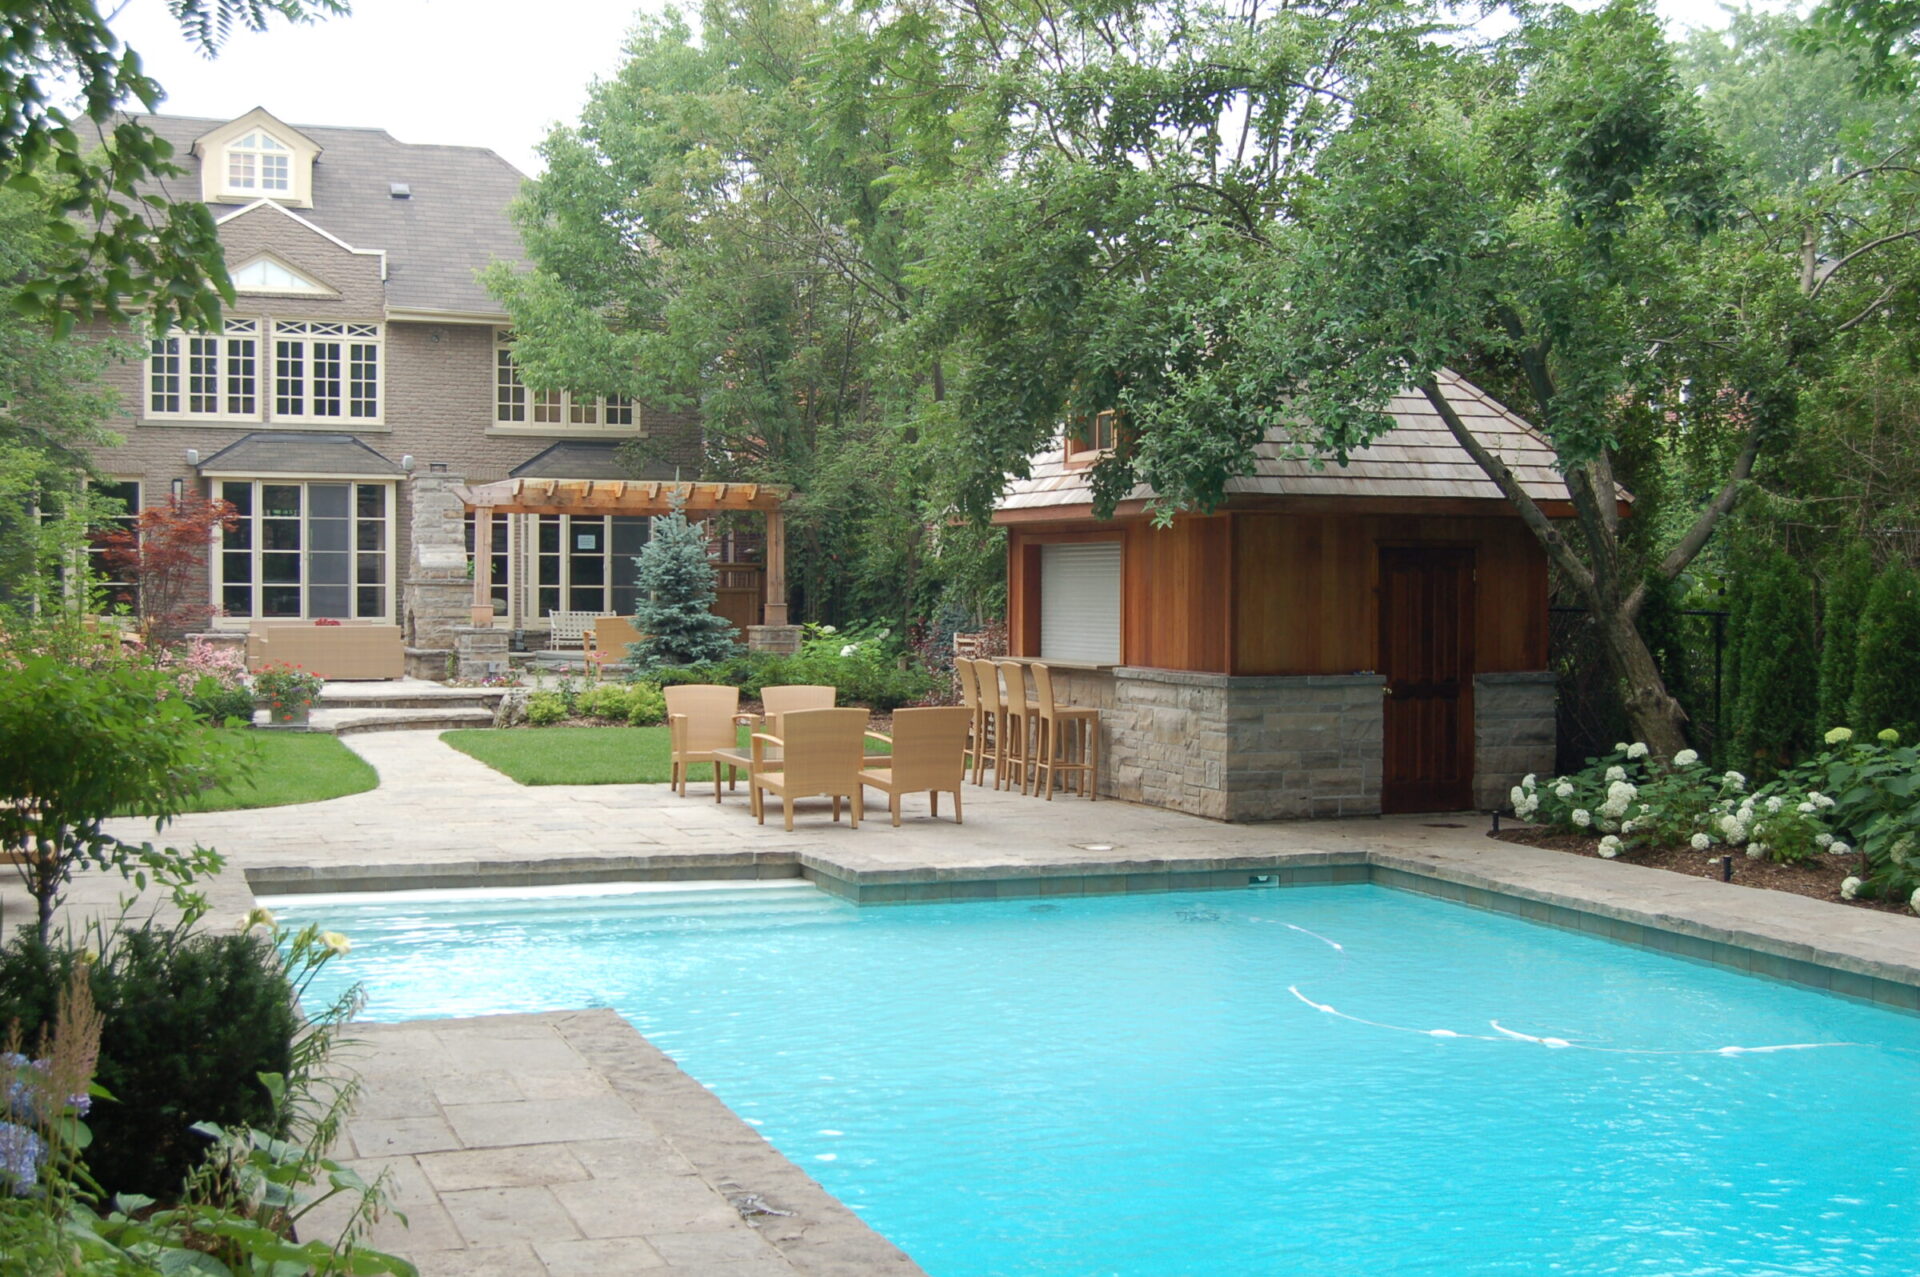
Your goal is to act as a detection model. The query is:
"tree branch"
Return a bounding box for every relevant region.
[1808,226,1920,298]
[1625,423,1764,616]
[1418,377,1593,595]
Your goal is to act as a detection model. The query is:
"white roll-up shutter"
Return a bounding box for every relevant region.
[1040,542,1122,664]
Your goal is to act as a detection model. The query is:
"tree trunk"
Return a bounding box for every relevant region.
[1592,602,1690,759]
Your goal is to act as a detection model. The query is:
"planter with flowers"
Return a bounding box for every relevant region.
[252,662,325,726]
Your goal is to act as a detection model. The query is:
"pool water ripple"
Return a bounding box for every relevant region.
[271,882,1920,1276]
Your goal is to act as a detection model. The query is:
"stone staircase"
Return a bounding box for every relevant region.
[302,679,510,735]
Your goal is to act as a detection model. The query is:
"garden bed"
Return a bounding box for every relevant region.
[1495,825,1912,916]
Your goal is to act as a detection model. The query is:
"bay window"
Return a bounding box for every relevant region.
[216,480,393,620]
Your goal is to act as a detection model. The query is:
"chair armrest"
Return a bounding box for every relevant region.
[863,730,892,745]
[668,713,686,749]
[749,731,782,764]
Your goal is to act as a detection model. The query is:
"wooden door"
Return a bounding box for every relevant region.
[1379,547,1476,813]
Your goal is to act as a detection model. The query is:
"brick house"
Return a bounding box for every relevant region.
[83,108,709,647]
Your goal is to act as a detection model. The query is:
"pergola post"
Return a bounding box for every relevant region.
[764,507,789,626]
[470,505,495,628]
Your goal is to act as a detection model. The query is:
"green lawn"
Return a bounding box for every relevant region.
[179,731,380,812]
[442,724,889,786]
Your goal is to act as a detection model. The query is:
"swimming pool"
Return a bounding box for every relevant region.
[269,881,1920,1276]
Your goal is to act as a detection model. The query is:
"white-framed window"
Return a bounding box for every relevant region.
[226,129,291,194]
[1039,541,1122,664]
[215,479,393,620]
[274,322,382,422]
[533,514,650,616]
[494,331,636,433]
[148,319,260,420]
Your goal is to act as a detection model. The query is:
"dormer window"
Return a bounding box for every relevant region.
[228,130,292,193]
[196,110,320,208]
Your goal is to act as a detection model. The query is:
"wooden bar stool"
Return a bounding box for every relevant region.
[955,656,988,786]
[996,659,1039,794]
[1030,662,1099,800]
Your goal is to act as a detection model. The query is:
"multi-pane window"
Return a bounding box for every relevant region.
[494,332,636,430]
[148,320,259,418]
[463,511,513,614]
[217,480,391,619]
[274,322,381,421]
[1069,409,1119,457]
[87,480,142,612]
[534,515,649,616]
[227,130,291,193]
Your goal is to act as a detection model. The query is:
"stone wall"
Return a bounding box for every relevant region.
[405,472,471,652]
[1473,671,1558,811]
[1031,666,1384,822]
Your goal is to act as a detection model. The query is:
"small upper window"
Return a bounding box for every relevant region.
[227,130,292,193]
[1067,409,1120,461]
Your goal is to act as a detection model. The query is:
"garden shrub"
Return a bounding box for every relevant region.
[575,683,632,720]
[625,681,666,725]
[0,923,297,1200]
[1728,544,1817,779]
[1817,542,1874,732]
[1851,561,1920,741]
[645,620,941,710]
[525,690,568,725]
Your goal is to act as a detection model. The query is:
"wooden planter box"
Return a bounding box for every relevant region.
[246,621,405,681]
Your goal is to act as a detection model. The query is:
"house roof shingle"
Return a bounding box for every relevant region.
[135,113,529,316]
[995,370,1574,514]
[197,432,406,477]
[508,441,682,482]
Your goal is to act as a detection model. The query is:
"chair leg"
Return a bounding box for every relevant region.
[783,796,795,832]
[755,786,767,824]
[889,792,901,827]
[833,794,843,822]
[931,790,939,818]
[712,764,722,803]
[850,791,861,829]
[1089,723,1100,801]
[952,786,963,824]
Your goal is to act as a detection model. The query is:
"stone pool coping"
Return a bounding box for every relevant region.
[247,837,1920,1013]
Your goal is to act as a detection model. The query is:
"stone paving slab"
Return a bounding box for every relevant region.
[303,1011,922,1277]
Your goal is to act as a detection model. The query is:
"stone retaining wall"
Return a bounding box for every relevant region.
[1473,671,1558,811]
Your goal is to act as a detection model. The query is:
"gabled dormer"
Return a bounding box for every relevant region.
[193,108,321,208]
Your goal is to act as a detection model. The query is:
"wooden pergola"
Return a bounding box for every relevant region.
[451,477,794,629]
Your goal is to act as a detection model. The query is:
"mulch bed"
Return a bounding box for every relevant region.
[1495,825,1913,916]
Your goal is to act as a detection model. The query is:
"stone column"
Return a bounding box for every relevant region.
[1474,671,1558,810]
[404,473,471,679]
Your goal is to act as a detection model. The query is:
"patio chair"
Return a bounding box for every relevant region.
[1030,662,1100,801]
[757,684,837,738]
[859,706,974,827]
[665,684,743,801]
[748,707,869,831]
[954,657,988,785]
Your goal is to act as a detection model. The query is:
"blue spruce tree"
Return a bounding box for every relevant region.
[630,508,739,669]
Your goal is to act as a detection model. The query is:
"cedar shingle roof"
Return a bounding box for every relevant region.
[134,113,528,316]
[995,369,1573,513]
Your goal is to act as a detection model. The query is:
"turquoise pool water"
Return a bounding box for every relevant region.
[269,882,1920,1276]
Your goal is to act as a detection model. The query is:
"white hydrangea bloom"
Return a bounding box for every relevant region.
[1605,765,1626,783]
[1626,742,1650,759]
[1598,835,1621,859]
[1673,749,1699,767]
[1812,792,1836,811]
[1825,727,1854,746]
[1840,876,1862,901]
[840,643,859,657]
[1910,887,1920,914]
[1719,814,1748,843]
[1690,833,1712,851]
[1747,844,1767,858]
[1620,819,1636,834]
[1572,808,1591,828]
[1797,801,1816,814]
[1613,742,1629,753]
[1766,796,1785,814]
[1830,842,1851,856]
[1510,785,1526,810]
[1522,774,1537,789]
[1815,832,1833,848]
[1723,771,1746,791]
[1554,782,1575,800]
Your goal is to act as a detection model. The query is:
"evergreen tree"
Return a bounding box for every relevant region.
[630,509,739,669]
[1851,561,1920,740]
[1817,541,1875,731]
[1730,544,1819,778]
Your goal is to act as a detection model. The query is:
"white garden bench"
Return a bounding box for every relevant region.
[546,610,615,650]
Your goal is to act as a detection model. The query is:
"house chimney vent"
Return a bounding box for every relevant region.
[389,182,411,199]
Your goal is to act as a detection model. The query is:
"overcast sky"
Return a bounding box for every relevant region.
[104,0,1799,178]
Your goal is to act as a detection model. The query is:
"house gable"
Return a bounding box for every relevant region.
[213,201,385,318]
[193,108,322,209]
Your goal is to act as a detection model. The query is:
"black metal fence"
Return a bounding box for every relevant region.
[1548,606,1730,774]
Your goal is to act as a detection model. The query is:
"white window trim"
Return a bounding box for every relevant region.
[209,477,398,624]
[269,321,386,427]
[221,128,294,200]
[145,319,264,424]
[491,330,643,438]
